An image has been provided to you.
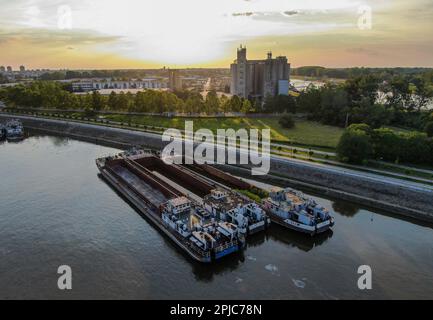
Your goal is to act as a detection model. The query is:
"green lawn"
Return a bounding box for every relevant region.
[105,115,344,149]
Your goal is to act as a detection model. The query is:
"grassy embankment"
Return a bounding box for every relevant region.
[103,115,344,149]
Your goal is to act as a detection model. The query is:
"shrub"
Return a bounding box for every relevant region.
[279,114,295,129]
[425,121,433,137]
[337,129,372,164]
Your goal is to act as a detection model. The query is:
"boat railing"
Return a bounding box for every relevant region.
[215,239,238,253]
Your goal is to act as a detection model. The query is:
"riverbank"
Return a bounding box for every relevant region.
[1,113,432,223]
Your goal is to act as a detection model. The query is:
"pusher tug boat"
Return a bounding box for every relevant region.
[262,187,334,236]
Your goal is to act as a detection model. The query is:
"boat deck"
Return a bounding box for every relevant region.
[111,165,168,205]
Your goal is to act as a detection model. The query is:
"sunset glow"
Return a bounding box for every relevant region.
[1,0,432,69]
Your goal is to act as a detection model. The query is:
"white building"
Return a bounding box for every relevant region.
[72,78,167,92]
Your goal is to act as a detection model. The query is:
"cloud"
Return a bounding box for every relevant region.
[346,47,379,56]
[0,0,432,67]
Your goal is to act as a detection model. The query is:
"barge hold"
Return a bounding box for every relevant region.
[130,152,270,237]
[96,149,242,263]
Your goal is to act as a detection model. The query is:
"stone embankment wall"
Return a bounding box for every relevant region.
[2,114,432,222]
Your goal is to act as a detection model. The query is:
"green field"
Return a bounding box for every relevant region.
[104,115,344,149]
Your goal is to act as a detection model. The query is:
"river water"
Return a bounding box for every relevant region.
[1,133,433,300]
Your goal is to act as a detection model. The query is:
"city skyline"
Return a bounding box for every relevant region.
[1,0,433,69]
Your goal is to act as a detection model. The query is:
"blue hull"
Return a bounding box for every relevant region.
[215,245,239,260]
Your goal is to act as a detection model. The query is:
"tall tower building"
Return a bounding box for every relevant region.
[20,65,25,72]
[230,46,290,99]
[168,69,182,91]
[6,66,12,73]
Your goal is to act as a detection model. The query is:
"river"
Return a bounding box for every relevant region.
[1,133,432,299]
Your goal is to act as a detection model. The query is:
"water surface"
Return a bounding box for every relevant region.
[1,134,432,299]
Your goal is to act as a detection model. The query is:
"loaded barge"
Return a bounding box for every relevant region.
[96,149,243,263]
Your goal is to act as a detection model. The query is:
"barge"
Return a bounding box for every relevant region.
[130,151,271,238]
[262,188,334,236]
[96,149,243,263]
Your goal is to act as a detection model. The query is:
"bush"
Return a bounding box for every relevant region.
[279,114,295,129]
[83,108,96,118]
[425,121,433,137]
[337,129,372,164]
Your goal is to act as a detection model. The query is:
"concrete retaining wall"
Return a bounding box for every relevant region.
[2,113,432,222]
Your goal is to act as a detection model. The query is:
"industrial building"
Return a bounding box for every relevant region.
[230,46,290,99]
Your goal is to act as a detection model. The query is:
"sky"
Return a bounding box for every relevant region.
[0,0,432,69]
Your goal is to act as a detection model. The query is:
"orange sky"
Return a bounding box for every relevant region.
[1,0,432,69]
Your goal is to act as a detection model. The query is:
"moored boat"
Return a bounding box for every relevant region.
[5,119,24,141]
[96,149,243,263]
[203,189,270,236]
[161,196,242,261]
[0,123,6,140]
[262,187,334,236]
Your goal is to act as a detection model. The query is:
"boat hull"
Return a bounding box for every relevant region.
[97,163,213,263]
[266,210,333,236]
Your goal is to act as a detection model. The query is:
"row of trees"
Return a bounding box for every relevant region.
[337,124,433,165]
[292,66,433,80]
[0,82,258,114]
[39,70,151,81]
[297,72,433,130]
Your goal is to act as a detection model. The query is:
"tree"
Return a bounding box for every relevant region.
[241,99,252,113]
[204,90,220,114]
[297,85,321,114]
[108,91,118,110]
[370,128,401,162]
[229,95,242,112]
[91,91,104,111]
[425,121,433,137]
[279,114,295,129]
[337,129,372,164]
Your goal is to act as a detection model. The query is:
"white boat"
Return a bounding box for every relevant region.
[5,119,24,141]
[203,189,271,235]
[262,188,334,236]
[161,197,242,260]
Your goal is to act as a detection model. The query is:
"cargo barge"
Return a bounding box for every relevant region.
[183,163,335,236]
[96,149,243,263]
[129,151,271,237]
